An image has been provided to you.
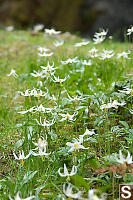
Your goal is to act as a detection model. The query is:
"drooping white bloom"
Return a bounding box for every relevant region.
[31,137,50,157]
[100,100,126,110]
[111,100,126,108]
[7,69,18,78]
[9,191,35,200]
[63,183,82,199]
[66,138,89,152]
[94,29,108,37]
[33,24,44,32]
[61,57,79,65]
[52,75,67,84]
[6,26,14,32]
[127,25,133,35]
[18,88,48,99]
[88,48,99,58]
[41,62,56,73]
[119,88,133,96]
[33,137,47,151]
[54,40,64,47]
[67,93,86,105]
[74,41,90,47]
[93,35,105,44]
[58,164,77,177]
[30,70,44,78]
[13,150,31,166]
[35,117,55,127]
[81,60,92,66]
[45,28,61,35]
[99,50,114,60]
[34,104,52,113]
[38,52,54,57]
[59,112,77,122]
[117,51,131,59]
[79,129,95,143]
[37,47,50,53]
[115,150,132,164]
[13,150,31,160]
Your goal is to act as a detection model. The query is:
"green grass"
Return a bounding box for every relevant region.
[0,30,133,200]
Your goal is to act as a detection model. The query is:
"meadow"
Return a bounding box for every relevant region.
[0,28,133,200]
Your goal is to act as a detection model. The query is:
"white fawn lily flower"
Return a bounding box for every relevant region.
[61,57,79,65]
[33,24,44,32]
[74,41,90,47]
[88,48,99,58]
[33,137,47,152]
[31,149,51,157]
[38,51,54,57]
[94,29,108,37]
[79,129,95,143]
[6,26,14,32]
[58,164,77,177]
[111,100,126,108]
[54,40,64,47]
[37,46,50,53]
[100,100,126,110]
[31,138,50,158]
[41,62,56,72]
[45,28,61,35]
[13,150,31,166]
[117,51,131,59]
[59,112,77,122]
[9,191,35,200]
[30,70,44,78]
[81,60,92,66]
[66,138,89,152]
[34,104,53,113]
[7,69,18,78]
[93,34,105,44]
[63,183,82,199]
[119,88,133,96]
[127,25,133,35]
[52,75,67,84]
[35,117,55,127]
[32,88,48,99]
[99,50,114,60]
[67,93,86,105]
[19,88,48,99]
[115,150,132,165]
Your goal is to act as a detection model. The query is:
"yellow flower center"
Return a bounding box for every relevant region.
[46,73,50,78]
[36,94,41,100]
[74,143,79,150]
[41,156,44,161]
[66,115,70,120]
[21,160,24,166]
[28,95,31,101]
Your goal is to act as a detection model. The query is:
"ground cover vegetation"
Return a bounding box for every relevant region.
[0,26,133,199]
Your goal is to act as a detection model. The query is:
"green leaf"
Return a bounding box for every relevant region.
[20,171,37,186]
[119,121,129,129]
[70,175,89,190]
[14,137,25,149]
